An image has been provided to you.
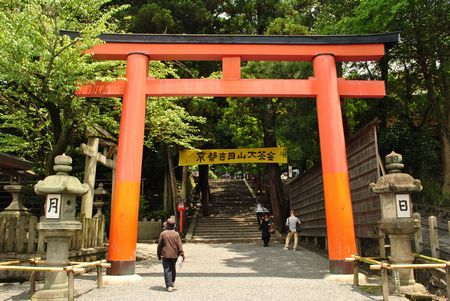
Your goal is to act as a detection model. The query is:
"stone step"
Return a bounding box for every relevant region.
[198,216,255,219]
[210,205,255,208]
[195,225,257,229]
[194,228,261,235]
[196,221,256,225]
[193,234,261,238]
[188,238,261,243]
[193,179,264,242]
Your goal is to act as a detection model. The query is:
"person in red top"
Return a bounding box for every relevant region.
[157,218,185,292]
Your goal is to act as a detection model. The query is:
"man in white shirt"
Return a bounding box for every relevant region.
[254,202,264,226]
[284,210,301,251]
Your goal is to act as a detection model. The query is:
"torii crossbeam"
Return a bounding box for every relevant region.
[72,31,399,276]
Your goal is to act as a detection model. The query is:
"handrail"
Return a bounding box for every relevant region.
[345,254,450,301]
[0,258,109,301]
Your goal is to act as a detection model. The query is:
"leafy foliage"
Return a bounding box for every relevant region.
[0,0,209,176]
[313,0,450,197]
[0,0,125,175]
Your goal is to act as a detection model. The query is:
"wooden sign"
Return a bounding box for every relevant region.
[179,147,287,166]
[45,194,61,219]
[395,194,411,218]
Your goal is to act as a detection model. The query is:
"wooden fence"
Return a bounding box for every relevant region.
[0,214,105,256]
[138,218,162,242]
[289,120,382,239]
[0,215,38,254]
[414,213,450,260]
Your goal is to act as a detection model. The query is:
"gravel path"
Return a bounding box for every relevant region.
[0,243,407,301]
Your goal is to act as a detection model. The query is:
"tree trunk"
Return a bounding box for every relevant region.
[199,164,210,216]
[266,163,286,230]
[442,134,450,196]
[439,53,450,196]
[163,171,170,212]
[415,33,450,196]
[167,150,178,217]
[181,166,189,202]
[263,125,287,231]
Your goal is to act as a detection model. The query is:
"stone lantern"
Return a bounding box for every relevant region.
[32,154,88,301]
[369,151,425,293]
[0,176,30,217]
[93,183,109,217]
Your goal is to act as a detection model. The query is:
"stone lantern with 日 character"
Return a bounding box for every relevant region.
[369,151,426,294]
[33,154,88,301]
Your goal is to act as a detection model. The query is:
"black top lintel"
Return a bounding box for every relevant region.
[60,30,399,51]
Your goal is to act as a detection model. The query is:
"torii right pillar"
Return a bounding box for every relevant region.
[313,54,357,274]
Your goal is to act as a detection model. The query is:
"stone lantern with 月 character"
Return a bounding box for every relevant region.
[369,151,426,294]
[33,154,88,301]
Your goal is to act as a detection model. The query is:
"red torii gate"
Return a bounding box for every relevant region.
[72,31,399,276]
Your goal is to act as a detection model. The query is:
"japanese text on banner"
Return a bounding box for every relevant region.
[179,147,287,166]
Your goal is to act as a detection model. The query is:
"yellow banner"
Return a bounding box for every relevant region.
[179,147,287,166]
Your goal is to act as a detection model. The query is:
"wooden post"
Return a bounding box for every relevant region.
[0,216,6,252]
[429,216,440,258]
[27,215,37,253]
[99,215,105,246]
[16,216,26,253]
[448,221,450,237]
[81,137,100,218]
[68,270,74,301]
[6,216,17,252]
[80,214,86,249]
[356,238,362,256]
[29,271,36,295]
[379,233,386,258]
[97,264,103,288]
[413,212,423,253]
[381,265,390,301]
[446,265,450,300]
[353,261,359,286]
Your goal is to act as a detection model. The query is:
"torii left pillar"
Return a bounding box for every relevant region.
[107,52,149,275]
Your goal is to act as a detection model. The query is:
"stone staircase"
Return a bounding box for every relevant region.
[190,179,262,243]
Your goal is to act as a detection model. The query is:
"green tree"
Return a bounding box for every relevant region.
[314,0,450,199]
[0,0,208,177]
[0,0,124,175]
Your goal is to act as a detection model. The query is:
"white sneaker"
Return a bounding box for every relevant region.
[167,287,173,292]
[283,247,288,250]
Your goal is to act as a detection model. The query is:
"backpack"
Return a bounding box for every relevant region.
[295,219,301,232]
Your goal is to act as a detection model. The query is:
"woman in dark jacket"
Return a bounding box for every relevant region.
[259,213,273,247]
[157,218,184,292]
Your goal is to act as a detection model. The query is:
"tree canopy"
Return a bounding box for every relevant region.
[1,0,448,210]
[0,0,206,176]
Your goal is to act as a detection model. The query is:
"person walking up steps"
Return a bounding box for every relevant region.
[254,202,265,226]
[284,210,301,251]
[259,213,273,247]
[157,218,185,292]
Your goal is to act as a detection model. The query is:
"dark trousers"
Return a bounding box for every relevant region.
[162,258,177,288]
